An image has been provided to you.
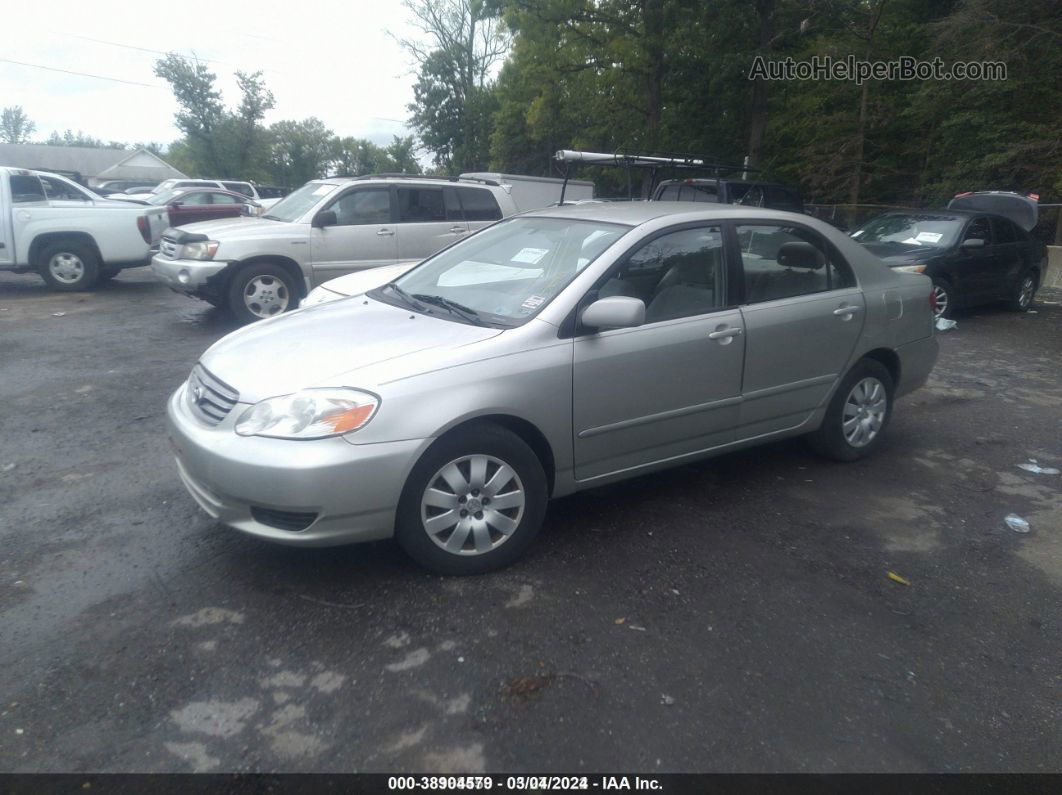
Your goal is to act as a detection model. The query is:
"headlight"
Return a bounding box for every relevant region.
[182,240,220,260]
[304,286,344,306]
[234,388,379,439]
[893,264,926,273]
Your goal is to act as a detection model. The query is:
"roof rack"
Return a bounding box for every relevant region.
[553,149,758,204]
[340,173,501,187]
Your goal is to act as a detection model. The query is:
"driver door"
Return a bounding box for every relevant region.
[310,187,398,285]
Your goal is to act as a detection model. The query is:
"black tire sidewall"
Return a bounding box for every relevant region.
[38,241,100,291]
[932,278,955,319]
[1009,270,1036,310]
[395,424,548,575]
[226,263,299,323]
[809,359,895,462]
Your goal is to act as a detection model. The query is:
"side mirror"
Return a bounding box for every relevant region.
[312,210,337,228]
[961,237,986,248]
[580,296,646,331]
[170,201,183,208]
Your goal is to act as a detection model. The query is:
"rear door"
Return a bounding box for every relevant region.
[206,192,247,221]
[732,221,864,438]
[309,186,396,284]
[395,186,467,263]
[169,191,216,225]
[989,216,1024,297]
[8,175,48,262]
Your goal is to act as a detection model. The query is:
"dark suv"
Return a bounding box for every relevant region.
[652,178,804,213]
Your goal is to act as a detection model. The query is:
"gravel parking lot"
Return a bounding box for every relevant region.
[1,268,1060,773]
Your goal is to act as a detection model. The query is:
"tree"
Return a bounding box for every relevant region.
[267,118,336,186]
[1,106,36,144]
[398,0,510,171]
[154,55,226,174]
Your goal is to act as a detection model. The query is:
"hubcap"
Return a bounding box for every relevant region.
[932,285,949,318]
[843,377,887,448]
[48,253,85,284]
[244,275,290,318]
[1018,277,1034,308]
[420,454,525,556]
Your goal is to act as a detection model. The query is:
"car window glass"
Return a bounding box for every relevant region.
[10,175,46,203]
[734,185,765,207]
[657,183,719,203]
[327,189,391,225]
[443,187,463,221]
[39,176,90,201]
[991,217,1017,243]
[595,226,725,324]
[397,187,446,223]
[737,224,851,303]
[178,192,212,206]
[222,182,253,196]
[965,217,992,243]
[457,187,503,221]
[211,193,240,204]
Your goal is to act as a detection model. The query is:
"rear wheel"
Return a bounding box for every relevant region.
[807,359,894,462]
[1007,270,1037,311]
[226,263,299,323]
[931,279,954,319]
[395,424,548,575]
[38,240,100,291]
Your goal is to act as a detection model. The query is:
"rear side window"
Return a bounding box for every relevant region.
[457,187,502,221]
[222,182,254,197]
[991,217,1017,243]
[656,183,718,203]
[765,185,802,209]
[10,175,46,203]
[736,224,854,304]
[397,187,446,222]
[178,181,218,189]
[211,193,240,204]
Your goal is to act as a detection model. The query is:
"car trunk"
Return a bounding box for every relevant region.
[947,193,1038,231]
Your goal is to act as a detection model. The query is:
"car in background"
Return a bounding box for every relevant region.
[95,179,159,194]
[166,202,937,574]
[851,192,1046,318]
[151,174,520,322]
[652,178,805,213]
[146,187,261,227]
[109,179,282,210]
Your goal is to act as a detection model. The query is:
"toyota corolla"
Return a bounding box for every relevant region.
[167,203,938,574]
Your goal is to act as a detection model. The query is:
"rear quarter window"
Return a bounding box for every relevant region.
[10,175,46,203]
[457,187,503,221]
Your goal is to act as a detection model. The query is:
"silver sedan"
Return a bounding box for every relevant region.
[167,203,938,574]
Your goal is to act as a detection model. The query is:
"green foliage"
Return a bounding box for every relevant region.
[1,106,36,144]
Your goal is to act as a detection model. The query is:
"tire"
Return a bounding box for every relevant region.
[806,359,894,462]
[98,267,121,282]
[225,263,299,323]
[395,424,548,575]
[38,240,100,291]
[931,278,955,320]
[1007,270,1037,311]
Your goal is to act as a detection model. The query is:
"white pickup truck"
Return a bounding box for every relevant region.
[0,167,169,290]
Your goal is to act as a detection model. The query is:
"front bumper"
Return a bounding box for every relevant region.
[151,254,232,296]
[166,384,430,546]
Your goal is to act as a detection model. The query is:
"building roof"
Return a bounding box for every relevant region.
[0,143,185,182]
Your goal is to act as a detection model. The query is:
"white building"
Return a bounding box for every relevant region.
[0,143,185,187]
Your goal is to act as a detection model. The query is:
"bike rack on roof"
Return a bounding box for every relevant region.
[553,149,759,205]
[340,173,502,187]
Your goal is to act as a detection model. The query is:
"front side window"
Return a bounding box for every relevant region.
[656,183,719,203]
[457,187,502,221]
[594,226,725,324]
[222,182,253,197]
[211,193,240,205]
[39,176,90,201]
[965,217,992,244]
[10,175,46,203]
[375,217,629,327]
[397,187,446,222]
[327,189,391,226]
[737,224,852,304]
[177,192,212,206]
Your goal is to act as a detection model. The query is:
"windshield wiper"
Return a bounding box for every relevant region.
[412,293,485,325]
[383,282,427,312]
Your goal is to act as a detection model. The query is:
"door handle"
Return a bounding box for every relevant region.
[449,226,466,234]
[833,305,860,316]
[376,228,394,236]
[708,326,743,340]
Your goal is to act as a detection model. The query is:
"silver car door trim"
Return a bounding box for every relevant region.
[833,305,861,316]
[578,395,744,439]
[708,326,743,339]
[377,228,395,236]
[741,373,838,403]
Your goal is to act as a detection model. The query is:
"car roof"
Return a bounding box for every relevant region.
[519,200,815,226]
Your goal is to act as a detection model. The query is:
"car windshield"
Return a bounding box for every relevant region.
[262,182,340,222]
[146,188,183,205]
[374,217,629,328]
[852,214,962,249]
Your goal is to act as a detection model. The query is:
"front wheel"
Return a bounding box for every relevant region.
[226,263,299,323]
[1007,270,1037,311]
[931,279,955,319]
[38,241,100,291]
[806,359,894,462]
[395,424,548,575]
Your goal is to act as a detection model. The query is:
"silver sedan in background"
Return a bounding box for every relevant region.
[166,203,938,574]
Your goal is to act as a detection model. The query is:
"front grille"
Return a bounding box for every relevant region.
[160,237,180,259]
[186,364,239,426]
[250,507,318,532]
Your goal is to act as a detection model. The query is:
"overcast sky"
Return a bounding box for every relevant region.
[0,0,425,149]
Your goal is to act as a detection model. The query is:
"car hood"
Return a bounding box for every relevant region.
[201,297,504,402]
[318,263,419,297]
[860,242,943,265]
[171,217,297,240]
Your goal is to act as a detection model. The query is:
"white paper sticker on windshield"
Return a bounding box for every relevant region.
[520,295,546,312]
[512,247,548,264]
[850,230,863,238]
[312,184,338,196]
[915,231,943,243]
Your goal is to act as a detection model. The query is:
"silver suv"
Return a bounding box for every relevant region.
[150,175,519,322]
